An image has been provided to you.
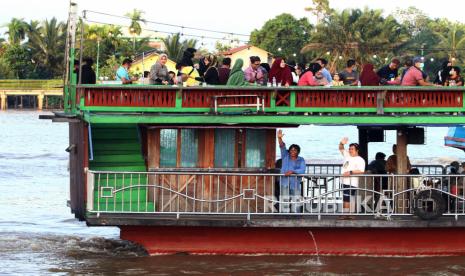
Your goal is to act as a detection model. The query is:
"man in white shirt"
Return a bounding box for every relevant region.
[339,137,366,213]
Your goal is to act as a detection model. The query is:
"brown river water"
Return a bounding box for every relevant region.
[2,111,465,275]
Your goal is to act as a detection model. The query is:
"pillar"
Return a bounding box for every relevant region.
[357,128,368,165]
[395,128,408,213]
[0,92,6,110]
[37,93,45,110]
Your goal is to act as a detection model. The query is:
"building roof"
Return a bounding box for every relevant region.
[220,45,272,56]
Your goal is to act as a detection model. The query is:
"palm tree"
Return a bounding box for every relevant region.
[302,8,408,72]
[125,9,146,36]
[4,18,28,44]
[434,23,465,63]
[161,33,198,62]
[27,18,66,77]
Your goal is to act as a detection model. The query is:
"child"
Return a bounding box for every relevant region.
[168,71,176,85]
[331,73,344,86]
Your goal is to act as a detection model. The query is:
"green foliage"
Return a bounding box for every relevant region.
[99,55,125,80]
[4,18,28,44]
[125,9,146,36]
[250,13,312,62]
[3,44,35,78]
[161,33,198,61]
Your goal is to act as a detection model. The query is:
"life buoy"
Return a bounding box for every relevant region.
[413,190,446,220]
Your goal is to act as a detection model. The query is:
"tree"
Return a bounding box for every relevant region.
[305,0,333,24]
[27,18,66,78]
[161,33,198,61]
[4,18,28,45]
[302,8,409,72]
[250,13,313,61]
[3,44,34,78]
[125,9,146,36]
[433,22,465,62]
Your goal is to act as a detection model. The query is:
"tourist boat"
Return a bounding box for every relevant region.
[45,3,465,256]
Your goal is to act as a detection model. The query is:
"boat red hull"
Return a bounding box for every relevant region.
[120,226,465,256]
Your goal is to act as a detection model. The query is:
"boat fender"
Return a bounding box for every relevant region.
[413,190,446,220]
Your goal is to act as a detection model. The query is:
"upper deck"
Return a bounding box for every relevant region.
[65,84,465,126]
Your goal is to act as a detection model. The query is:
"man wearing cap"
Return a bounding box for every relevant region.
[339,137,366,214]
[401,57,435,86]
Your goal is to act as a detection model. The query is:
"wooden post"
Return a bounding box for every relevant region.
[396,128,408,213]
[358,128,368,165]
[0,92,6,110]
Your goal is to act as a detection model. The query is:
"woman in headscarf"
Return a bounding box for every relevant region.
[198,54,219,85]
[359,63,380,86]
[268,57,293,87]
[149,53,169,85]
[226,59,248,86]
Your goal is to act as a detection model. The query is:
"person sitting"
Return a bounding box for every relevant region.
[359,63,380,86]
[377,58,400,85]
[167,71,176,85]
[244,56,265,85]
[218,57,231,85]
[149,53,169,85]
[444,66,464,86]
[116,58,137,84]
[315,70,329,85]
[297,63,322,86]
[268,57,293,87]
[198,54,219,85]
[339,59,359,86]
[331,73,344,86]
[316,58,332,83]
[226,59,248,86]
[277,129,306,212]
[401,57,435,86]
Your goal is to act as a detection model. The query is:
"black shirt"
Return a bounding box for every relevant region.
[377,65,398,81]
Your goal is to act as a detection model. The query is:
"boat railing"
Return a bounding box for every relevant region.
[73,85,465,115]
[86,170,465,220]
[306,164,445,175]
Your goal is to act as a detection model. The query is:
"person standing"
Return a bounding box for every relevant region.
[316,58,332,83]
[339,137,365,214]
[277,129,306,212]
[226,59,248,86]
[339,59,359,86]
[218,57,231,85]
[80,57,96,84]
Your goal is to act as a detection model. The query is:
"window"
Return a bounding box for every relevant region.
[245,129,266,168]
[214,129,236,168]
[159,129,198,168]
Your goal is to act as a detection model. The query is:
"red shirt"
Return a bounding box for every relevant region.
[401,67,423,86]
[298,71,319,86]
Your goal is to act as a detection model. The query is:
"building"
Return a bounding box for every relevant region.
[220,45,273,70]
[129,50,177,77]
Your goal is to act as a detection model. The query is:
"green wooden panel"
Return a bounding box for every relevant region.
[90,154,144,163]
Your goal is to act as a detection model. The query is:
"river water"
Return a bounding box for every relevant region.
[2,111,465,275]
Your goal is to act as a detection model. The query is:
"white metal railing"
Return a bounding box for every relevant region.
[86,170,465,220]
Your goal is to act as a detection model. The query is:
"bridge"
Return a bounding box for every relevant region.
[0,80,63,110]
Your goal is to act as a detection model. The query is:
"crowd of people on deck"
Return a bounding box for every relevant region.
[276,130,465,214]
[108,47,464,87]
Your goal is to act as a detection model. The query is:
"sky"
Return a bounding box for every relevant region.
[1,0,464,49]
